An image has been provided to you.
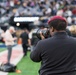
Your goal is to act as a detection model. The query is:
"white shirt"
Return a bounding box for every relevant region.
[4,30,14,45]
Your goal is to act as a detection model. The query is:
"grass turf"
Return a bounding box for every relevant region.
[0,48,6,52]
[8,51,40,75]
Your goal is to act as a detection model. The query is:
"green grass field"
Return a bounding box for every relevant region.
[0,42,6,52]
[0,48,6,52]
[8,51,40,75]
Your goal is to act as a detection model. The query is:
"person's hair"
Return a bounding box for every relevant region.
[49,19,67,31]
[70,25,76,34]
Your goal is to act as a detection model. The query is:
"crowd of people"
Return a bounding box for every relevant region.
[0,0,76,25]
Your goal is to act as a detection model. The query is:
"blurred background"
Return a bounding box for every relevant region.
[0,0,76,75]
[0,0,76,40]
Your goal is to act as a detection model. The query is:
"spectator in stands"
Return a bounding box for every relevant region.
[56,8,64,16]
[72,6,76,15]
[69,25,76,37]
[30,16,76,75]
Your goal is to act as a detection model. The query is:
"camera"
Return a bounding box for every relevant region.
[31,28,50,46]
[32,28,50,39]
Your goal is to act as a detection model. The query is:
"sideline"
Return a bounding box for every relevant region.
[0,45,23,75]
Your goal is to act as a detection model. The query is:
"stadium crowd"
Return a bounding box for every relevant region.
[0,0,76,47]
[0,0,76,25]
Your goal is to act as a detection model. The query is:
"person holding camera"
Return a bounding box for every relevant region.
[30,16,76,75]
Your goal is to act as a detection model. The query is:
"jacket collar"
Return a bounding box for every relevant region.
[52,32,69,38]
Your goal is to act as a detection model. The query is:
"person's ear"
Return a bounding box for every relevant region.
[51,27,54,32]
[49,27,54,36]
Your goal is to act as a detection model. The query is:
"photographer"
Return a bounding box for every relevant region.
[30,16,76,75]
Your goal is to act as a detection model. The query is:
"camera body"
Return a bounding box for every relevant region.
[31,28,50,46]
[37,28,50,39]
[32,28,50,40]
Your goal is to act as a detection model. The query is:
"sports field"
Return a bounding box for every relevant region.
[0,48,6,52]
[8,51,40,75]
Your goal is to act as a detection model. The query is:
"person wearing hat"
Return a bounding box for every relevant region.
[30,16,76,75]
[4,26,17,64]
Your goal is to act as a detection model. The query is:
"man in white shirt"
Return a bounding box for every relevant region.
[4,26,17,64]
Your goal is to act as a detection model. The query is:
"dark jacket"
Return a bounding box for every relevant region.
[30,32,76,75]
[20,32,29,44]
